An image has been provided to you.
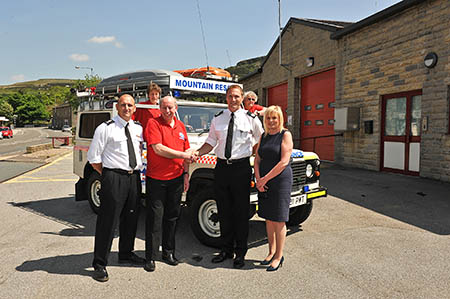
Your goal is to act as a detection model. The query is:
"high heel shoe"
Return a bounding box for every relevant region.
[266,256,284,272]
[260,257,273,266]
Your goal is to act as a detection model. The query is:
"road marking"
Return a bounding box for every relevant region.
[4,152,72,184]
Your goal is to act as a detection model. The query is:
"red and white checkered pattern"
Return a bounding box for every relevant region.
[196,155,217,165]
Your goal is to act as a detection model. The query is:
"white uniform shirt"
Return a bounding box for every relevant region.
[87,115,144,171]
[206,108,263,160]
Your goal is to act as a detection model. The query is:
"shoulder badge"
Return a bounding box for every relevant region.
[246,111,256,118]
[133,120,142,126]
[105,119,115,125]
[214,111,224,117]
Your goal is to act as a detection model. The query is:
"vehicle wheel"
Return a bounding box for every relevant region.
[190,188,221,248]
[248,204,256,219]
[87,171,102,214]
[286,200,313,226]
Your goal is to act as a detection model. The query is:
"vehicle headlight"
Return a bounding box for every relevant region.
[306,164,313,178]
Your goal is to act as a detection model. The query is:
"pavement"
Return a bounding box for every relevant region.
[0,152,450,298]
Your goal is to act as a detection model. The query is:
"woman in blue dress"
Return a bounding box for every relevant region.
[254,105,293,272]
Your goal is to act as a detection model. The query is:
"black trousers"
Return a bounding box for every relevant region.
[92,168,141,268]
[214,158,252,257]
[145,175,183,260]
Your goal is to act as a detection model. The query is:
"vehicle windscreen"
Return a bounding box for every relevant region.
[177,106,225,133]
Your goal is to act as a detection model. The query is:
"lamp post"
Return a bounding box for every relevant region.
[75,66,94,76]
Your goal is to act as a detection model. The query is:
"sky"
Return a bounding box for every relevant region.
[0,0,402,85]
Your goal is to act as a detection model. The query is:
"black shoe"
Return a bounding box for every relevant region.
[267,256,284,272]
[118,252,146,265]
[162,253,179,266]
[144,260,156,272]
[211,251,234,263]
[233,256,245,269]
[260,256,273,266]
[93,266,109,282]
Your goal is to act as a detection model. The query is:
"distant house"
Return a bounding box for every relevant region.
[52,103,74,129]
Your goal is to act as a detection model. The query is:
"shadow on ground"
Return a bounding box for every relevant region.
[10,196,305,274]
[321,163,450,235]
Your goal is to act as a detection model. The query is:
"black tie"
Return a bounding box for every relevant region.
[225,112,234,159]
[124,123,137,169]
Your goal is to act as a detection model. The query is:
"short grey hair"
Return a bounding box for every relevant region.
[243,91,258,102]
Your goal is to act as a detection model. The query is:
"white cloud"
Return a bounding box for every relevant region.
[11,74,25,82]
[88,35,123,48]
[69,53,90,62]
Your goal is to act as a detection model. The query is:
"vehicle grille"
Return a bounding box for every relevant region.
[291,160,306,193]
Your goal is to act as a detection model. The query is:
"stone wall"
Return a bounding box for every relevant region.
[335,0,450,181]
[241,20,340,146]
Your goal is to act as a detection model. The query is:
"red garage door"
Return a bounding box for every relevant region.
[300,69,335,161]
[268,82,288,125]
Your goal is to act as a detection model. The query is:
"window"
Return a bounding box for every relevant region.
[304,105,312,111]
[315,120,324,126]
[304,120,312,126]
[79,113,110,138]
[315,104,324,110]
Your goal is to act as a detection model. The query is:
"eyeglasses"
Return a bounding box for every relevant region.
[246,98,256,102]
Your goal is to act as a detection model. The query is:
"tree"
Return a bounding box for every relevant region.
[5,92,50,125]
[0,99,14,119]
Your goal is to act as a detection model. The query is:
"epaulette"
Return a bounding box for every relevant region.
[214,111,224,117]
[105,119,115,125]
[133,120,142,126]
[247,111,256,118]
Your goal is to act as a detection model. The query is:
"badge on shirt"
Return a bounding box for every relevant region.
[179,132,185,140]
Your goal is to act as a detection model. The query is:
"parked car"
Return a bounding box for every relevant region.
[62,125,72,133]
[0,127,13,138]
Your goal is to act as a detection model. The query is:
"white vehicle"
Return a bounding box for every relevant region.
[73,70,327,247]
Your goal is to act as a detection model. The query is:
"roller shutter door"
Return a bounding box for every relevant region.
[300,69,335,161]
[267,82,288,125]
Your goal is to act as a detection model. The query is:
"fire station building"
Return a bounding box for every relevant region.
[240,0,450,182]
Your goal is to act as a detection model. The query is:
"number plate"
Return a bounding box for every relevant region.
[290,194,307,208]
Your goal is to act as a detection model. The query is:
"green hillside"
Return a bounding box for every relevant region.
[226,56,264,80]
[0,78,77,90]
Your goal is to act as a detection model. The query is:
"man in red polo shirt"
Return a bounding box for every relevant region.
[133,82,162,130]
[143,95,196,272]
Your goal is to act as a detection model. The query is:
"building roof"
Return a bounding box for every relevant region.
[331,0,426,39]
[240,17,353,82]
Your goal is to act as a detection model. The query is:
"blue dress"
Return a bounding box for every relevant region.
[257,130,293,222]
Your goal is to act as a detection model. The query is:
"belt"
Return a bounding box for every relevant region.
[104,168,140,175]
[217,157,250,165]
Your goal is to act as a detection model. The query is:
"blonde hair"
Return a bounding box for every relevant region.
[263,105,285,135]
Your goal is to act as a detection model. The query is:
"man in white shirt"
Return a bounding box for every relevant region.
[87,94,145,282]
[196,84,263,269]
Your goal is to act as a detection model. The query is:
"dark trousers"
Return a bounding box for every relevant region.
[92,168,141,268]
[214,159,252,257]
[145,175,183,260]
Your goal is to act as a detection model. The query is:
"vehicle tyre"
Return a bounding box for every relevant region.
[190,188,221,248]
[286,200,313,226]
[87,171,102,214]
[248,204,256,219]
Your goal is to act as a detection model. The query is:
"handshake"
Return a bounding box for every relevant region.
[184,148,200,164]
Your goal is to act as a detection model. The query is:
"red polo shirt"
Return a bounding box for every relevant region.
[145,116,190,180]
[133,101,161,130]
[248,104,264,113]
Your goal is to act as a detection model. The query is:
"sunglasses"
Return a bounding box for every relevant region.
[246,98,256,101]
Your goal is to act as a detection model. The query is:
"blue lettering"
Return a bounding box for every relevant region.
[175,79,182,87]
[182,80,187,87]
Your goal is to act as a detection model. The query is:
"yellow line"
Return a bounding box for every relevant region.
[6,179,77,183]
[4,152,72,184]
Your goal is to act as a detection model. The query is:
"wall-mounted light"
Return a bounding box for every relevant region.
[424,52,438,69]
[306,57,314,67]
